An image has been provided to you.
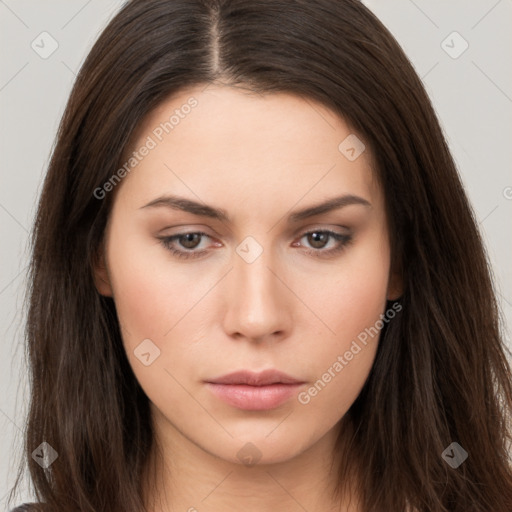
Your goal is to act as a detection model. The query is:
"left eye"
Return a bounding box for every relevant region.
[158,229,352,260]
[293,230,353,257]
[298,230,347,250]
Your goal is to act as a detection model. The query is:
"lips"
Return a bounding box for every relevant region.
[205,370,305,411]
[206,369,303,386]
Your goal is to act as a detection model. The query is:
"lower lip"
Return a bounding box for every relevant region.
[205,382,303,410]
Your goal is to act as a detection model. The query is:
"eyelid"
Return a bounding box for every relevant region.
[292,222,350,235]
[158,224,221,236]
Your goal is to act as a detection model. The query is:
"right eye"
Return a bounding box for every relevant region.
[158,231,216,259]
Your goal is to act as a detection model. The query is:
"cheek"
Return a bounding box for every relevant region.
[105,231,212,407]
[109,257,168,342]
[312,227,391,344]
[105,226,197,348]
[296,231,390,417]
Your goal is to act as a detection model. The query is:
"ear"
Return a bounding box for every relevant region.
[386,266,403,301]
[92,241,113,297]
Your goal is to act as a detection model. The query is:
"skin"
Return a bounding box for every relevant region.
[94,84,402,512]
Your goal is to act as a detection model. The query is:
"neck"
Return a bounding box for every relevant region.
[142,409,361,512]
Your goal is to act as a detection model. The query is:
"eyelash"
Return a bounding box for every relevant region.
[157,230,353,260]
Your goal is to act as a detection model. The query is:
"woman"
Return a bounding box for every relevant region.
[8,0,512,511]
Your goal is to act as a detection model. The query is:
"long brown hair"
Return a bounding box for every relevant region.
[9,0,512,510]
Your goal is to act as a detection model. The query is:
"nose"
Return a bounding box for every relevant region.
[222,246,292,343]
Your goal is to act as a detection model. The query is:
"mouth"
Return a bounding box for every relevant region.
[204,369,305,411]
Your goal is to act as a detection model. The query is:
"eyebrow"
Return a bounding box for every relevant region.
[140,194,371,223]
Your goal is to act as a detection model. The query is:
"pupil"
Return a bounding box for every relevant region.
[181,233,200,249]
[309,232,327,249]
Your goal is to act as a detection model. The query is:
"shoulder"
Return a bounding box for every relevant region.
[10,504,44,512]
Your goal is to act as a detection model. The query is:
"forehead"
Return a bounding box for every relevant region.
[115,84,380,214]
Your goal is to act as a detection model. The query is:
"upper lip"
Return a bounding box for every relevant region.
[206,369,303,386]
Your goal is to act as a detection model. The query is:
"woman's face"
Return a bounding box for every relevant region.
[94,84,401,465]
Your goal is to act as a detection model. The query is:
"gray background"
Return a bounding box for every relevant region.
[1,0,511,506]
